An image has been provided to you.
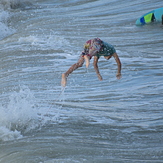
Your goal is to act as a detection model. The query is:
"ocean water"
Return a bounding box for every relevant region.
[0,0,163,162]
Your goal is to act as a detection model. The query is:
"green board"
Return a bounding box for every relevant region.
[136,7,163,25]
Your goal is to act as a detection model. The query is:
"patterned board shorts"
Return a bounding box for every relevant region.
[83,39,116,58]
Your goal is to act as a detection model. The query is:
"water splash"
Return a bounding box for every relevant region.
[0,86,41,141]
[0,0,33,10]
[0,10,15,40]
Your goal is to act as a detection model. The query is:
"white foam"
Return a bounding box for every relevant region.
[0,86,42,141]
[0,22,15,40]
[0,0,33,10]
[18,34,71,51]
[43,158,86,163]
[0,126,22,141]
[0,0,33,40]
[0,10,15,40]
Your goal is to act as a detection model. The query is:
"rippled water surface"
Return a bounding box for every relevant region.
[0,0,163,162]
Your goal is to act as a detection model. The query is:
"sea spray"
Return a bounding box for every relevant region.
[0,10,14,40]
[0,86,40,141]
[0,0,33,10]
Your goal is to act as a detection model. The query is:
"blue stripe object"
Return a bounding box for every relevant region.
[140,17,145,25]
[135,7,163,25]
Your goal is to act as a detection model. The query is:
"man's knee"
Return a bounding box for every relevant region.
[77,61,84,67]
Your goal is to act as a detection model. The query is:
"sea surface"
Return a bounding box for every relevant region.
[0,0,163,163]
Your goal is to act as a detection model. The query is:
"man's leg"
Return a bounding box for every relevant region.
[61,56,84,87]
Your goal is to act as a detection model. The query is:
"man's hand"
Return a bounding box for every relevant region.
[84,55,90,68]
[116,73,122,79]
[97,74,103,81]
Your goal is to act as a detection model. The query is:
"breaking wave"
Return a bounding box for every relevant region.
[0,86,42,142]
[0,0,34,40]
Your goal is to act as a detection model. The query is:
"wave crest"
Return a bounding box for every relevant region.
[0,0,33,10]
[0,86,41,142]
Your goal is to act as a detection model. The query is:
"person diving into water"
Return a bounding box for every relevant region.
[61,38,122,87]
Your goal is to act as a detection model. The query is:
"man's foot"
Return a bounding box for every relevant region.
[61,73,67,87]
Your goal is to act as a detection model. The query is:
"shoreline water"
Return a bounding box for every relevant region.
[0,0,163,162]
